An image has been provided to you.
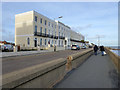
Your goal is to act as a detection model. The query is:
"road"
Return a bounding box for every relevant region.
[55,51,118,88]
[2,49,88,75]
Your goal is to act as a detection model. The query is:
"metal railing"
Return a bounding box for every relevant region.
[34,32,65,39]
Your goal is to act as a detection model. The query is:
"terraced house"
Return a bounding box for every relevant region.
[15,10,84,50]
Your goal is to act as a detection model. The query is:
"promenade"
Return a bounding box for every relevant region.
[55,51,118,88]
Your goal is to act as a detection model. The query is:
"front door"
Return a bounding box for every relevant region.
[34,38,37,47]
[65,40,67,45]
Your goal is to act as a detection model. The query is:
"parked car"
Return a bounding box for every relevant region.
[0,45,5,51]
[0,44,13,51]
[5,44,13,51]
[89,45,92,48]
[71,45,80,50]
[81,46,86,49]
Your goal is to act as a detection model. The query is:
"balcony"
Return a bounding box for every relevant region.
[34,32,48,37]
[34,32,42,36]
[59,36,65,39]
[54,36,58,39]
[42,33,48,37]
[34,32,64,39]
[49,35,53,38]
[70,38,82,43]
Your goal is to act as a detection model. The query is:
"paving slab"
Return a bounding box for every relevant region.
[55,51,118,88]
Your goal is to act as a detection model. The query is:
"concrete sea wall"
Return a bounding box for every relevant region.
[2,49,93,88]
[105,47,120,73]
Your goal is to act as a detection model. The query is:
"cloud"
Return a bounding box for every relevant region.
[2,28,14,42]
[86,34,116,46]
[71,24,92,32]
[87,34,106,39]
[1,28,7,33]
[2,7,15,42]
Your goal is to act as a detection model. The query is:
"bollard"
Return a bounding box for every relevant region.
[14,46,18,52]
[54,45,56,52]
[37,46,40,51]
[66,56,73,71]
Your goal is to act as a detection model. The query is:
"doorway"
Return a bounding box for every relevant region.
[34,38,37,47]
[65,40,67,45]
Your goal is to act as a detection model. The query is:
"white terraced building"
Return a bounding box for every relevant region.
[15,10,85,50]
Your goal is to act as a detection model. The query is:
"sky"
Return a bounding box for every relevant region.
[1,2,118,46]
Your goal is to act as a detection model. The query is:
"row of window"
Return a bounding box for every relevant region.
[35,16,47,25]
[59,26,65,30]
[35,16,56,28]
[35,16,67,31]
[27,37,64,47]
[35,25,65,37]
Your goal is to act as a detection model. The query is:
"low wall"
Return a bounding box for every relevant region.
[105,47,120,73]
[48,47,54,51]
[20,46,48,51]
[20,47,37,50]
[48,47,65,51]
[56,47,65,51]
[2,58,66,88]
[2,49,93,89]
[21,46,65,51]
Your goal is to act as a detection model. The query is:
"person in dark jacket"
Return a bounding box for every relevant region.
[100,45,105,56]
[93,45,98,55]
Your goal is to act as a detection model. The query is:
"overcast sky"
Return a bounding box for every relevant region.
[2,2,118,46]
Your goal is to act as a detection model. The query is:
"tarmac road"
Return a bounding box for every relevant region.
[2,49,88,75]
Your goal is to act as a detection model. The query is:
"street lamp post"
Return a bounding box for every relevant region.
[98,36,100,46]
[54,16,63,21]
[54,16,63,47]
[96,35,105,47]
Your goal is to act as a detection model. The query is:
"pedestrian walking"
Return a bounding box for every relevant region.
[93,45,98,55]
[100,45,105,56]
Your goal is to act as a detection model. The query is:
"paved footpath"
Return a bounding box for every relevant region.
[55,51,118,88]
[0,50,52,58]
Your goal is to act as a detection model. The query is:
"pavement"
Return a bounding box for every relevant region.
[0,50,52,58]
[55,51,118,88]
[2,49,89,75]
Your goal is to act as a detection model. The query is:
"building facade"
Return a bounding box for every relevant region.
[15,10,84,50]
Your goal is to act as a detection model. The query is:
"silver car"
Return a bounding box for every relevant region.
[71,45,80,50]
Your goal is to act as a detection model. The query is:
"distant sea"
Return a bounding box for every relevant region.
[108,46,120,56]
